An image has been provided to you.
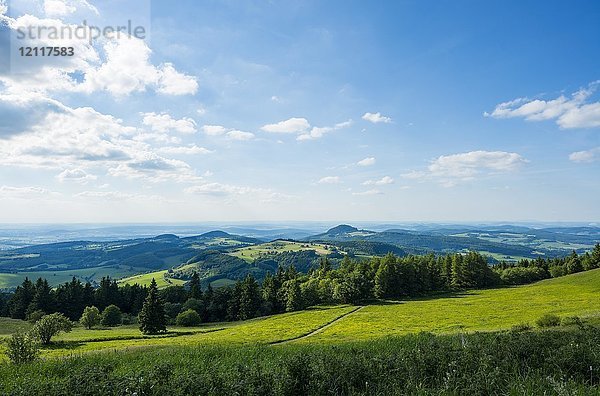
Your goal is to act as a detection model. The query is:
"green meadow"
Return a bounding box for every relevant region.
[2,270,599,362]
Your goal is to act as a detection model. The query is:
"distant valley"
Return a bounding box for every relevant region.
[0,223,598,290]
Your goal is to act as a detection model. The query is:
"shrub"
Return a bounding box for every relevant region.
[5,332,39,364]
[536,313,561,328]
[26,310,46,323]
[80,306,101,329]
[510,323,533,332]
[183,298,203,314]
[176,309,201,327]
[561,316,583,327]
[31,313,73,345]
[101,305,122,327]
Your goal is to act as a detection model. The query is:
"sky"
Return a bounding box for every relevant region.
[0,0,599,223]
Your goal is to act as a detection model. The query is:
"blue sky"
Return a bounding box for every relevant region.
[0,0,599,222]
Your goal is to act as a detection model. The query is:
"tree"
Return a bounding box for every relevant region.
[138,278,167,334]
[176,309,201,326]
[284,279,304,312]
[238,274,262,320]
[31,313,73,345]
[80,306,101,329]
[188,272,202,299]
[101,304,122,327]
[8,277,34,319]
[5,332,39,364]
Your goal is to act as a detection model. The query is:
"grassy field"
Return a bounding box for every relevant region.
[228,241,339,262]
[306,268,600,342]
[2,270,599,362]
[1,328,598,395]
[117,270,187,288]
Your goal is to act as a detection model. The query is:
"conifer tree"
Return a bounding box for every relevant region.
[138,278,167,334]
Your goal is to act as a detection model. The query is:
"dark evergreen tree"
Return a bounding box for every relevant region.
[9,278,35,319]
[138,278,166,334]
[238,274,262,320]
[188,272,202,299]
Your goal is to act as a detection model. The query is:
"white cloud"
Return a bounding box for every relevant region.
[0,185,59,198]
[261,117,310,133]
[569,147,600,163]
[157,145,213,155]
[352,189,382,196]
[357,157,376,166]
[363,176,394,186]
[202,125,229,136]
[81,36,197,97]
[43,0,76,16]
[0,95,201,183]
[157,63,199,96]
[226,130,255,141]
[141,112,196,134]
[200,125,254,140]
[318,176,340,184]
[297,119,352,141]
[485,81,600,129]
[402,150,528,186]
[56,168,97,184]
[362,112,392,124]
[184,182,287,203]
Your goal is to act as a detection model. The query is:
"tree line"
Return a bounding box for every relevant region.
[1,245,599,325]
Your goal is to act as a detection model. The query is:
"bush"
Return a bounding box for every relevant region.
[31,313,73,345]
[5,332,39,364]
[26,310,46,323]
[182,298,204,314]
[561,316,583,327]
[510,323,532,332]
[536,313,561,328]
[80,306,101,329]
[176,309,201,327]
[101,305,122,327]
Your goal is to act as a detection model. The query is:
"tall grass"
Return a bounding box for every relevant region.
[1,327,598,395]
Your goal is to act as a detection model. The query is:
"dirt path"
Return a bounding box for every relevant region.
[270,305,365,345]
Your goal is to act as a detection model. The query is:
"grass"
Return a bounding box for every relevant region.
[1,328,599,395]
[305,268,600,342]
[117,270,187,288]
[0,318,32,336]
[228,241,338,262]
[1,270,599,361]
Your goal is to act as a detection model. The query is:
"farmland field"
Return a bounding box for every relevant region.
[117,270,187,288]
[228,241,339,262]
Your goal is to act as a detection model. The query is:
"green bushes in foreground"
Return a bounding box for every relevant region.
[1,327,598,395]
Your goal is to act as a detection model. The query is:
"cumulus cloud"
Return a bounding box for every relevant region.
[184,182,288,203]
[352,189,382,196]
[141,112,196,134]
[0,11,196,97]
[362,112,392,124]
[200,125,254,140]
[357,157,376,166]
[318,176,340,184]
[297,120,352,141]
[363,176,394,186]
[226,130,255,141]
[569,147,600,163]
[402,150,528,186]
[56,168,97,184]
[485,81,600,129]
[157,145,213,155]
[261,117,310,133]
[0,96,201,183]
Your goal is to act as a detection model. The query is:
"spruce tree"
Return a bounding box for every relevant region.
[138,278,167,334]
[188,272,202,299]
